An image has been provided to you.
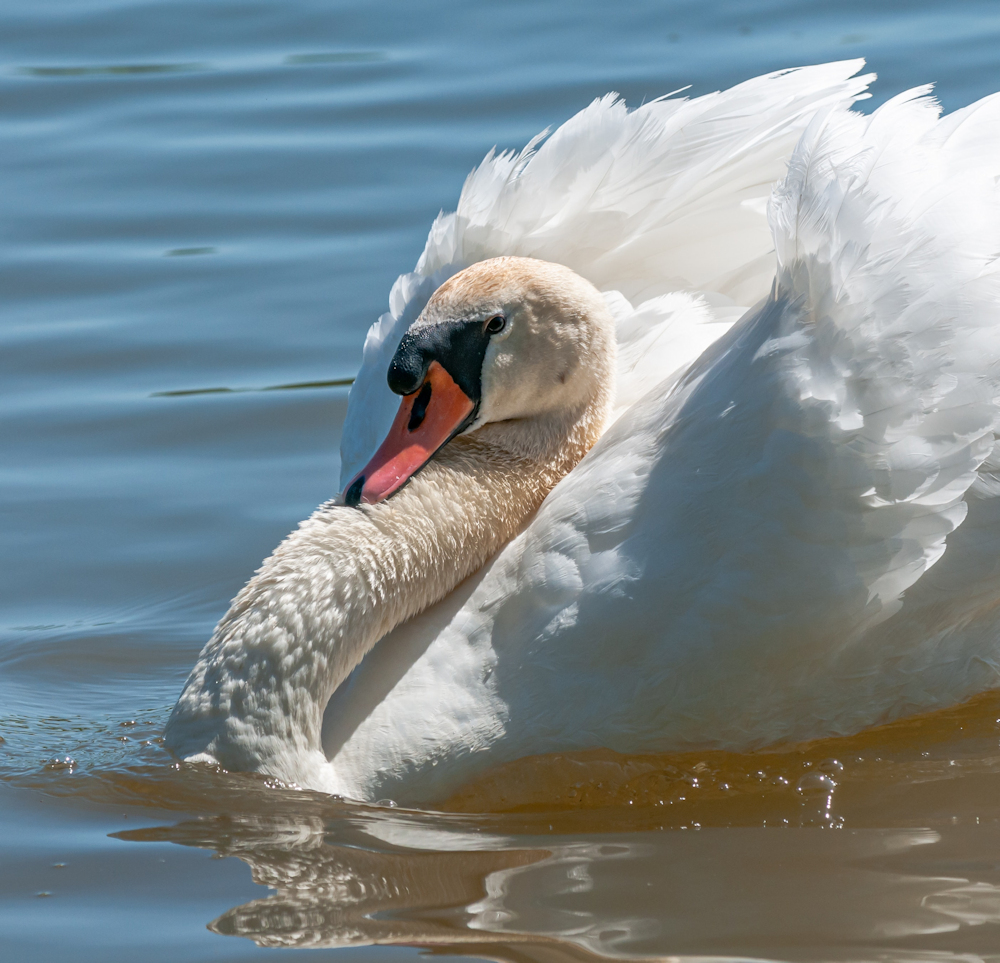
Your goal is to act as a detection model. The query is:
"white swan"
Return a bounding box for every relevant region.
[166,60,1000,807]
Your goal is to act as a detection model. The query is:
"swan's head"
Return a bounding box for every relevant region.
[344,256,615,506]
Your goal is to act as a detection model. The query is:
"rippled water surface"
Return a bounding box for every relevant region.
[5,1,1000,960]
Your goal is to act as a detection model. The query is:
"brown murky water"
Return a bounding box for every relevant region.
[6,1,1000,961]
[7,693,1000,960]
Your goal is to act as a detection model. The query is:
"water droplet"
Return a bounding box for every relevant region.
[819,758,844,773]
[43,756,76,772]
[375,798,397,808]
[796,772,837,794]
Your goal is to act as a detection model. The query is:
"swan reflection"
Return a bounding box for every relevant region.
[117,808,1000,959]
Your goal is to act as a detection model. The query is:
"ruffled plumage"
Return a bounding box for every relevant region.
[326,67,1000,804]
[170,62,1000,805]
[340,61,874,483]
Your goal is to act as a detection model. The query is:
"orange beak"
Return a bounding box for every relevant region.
[342,360,475,506]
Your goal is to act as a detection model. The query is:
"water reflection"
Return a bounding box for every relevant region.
[164,246,216,257]
[119,811,545,952]
[7,689,1000,959]
[117,808,1000,959]
[151,376,353,396]
[16,63,206,77]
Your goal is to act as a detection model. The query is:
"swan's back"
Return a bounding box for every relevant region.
[483,86,1000,750]
[325,82,1000,805]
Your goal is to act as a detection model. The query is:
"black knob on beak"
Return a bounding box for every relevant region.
[387,333,430,395]
[386,318,492,402]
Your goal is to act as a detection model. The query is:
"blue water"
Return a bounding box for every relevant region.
[5,1,1000,960]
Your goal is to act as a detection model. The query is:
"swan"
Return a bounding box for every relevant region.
[165,60,1000,807]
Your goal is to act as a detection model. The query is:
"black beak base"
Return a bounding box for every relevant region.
[387,318,492,403]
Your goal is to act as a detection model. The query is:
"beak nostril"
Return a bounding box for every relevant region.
[408,381,433,432]
[352,360,475,504]
[344,475,365,507]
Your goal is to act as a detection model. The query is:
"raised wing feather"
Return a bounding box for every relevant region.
[339,62,873,485]
[474,88,1000,752]
[325,86,1000,801]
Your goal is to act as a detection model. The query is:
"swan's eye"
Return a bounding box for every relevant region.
[484,315,506,335]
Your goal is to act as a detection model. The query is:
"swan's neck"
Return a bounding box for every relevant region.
[165,397,609,791]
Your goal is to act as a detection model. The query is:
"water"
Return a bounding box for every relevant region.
[4,1,1000,959]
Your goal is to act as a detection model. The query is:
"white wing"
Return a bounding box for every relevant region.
[339,62,873,485]
[326,87,1000,804]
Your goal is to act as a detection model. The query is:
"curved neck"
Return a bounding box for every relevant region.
[165,391,610,791]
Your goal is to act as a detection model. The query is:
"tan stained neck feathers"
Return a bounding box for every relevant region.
[164,258,616,790]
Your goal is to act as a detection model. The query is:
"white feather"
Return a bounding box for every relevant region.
[326,81,1000,805]
[339,61,873,485]
[170,65,1000,806]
